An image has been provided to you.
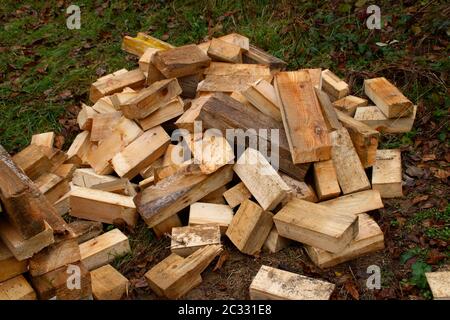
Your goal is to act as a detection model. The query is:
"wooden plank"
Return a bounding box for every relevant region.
[174,95,212,132]
[31,132,55,148]
[192,131,235,174]
[178,73,203,99]
[233,148,290,211]
[0,241,28,282]
[0,275,36,300]
[275,71,331,164]
[364,77,413,118]
[249,265,335,300]
[226,199,273,255]
[305,213,384,268]
[223,182,252,209]
[66,131,91,165]
[153,214,182,238]
[137,97,183,131]
[72,168,118,188]
[353,105,417,133]
[197,74,272,93]
[122,32,174,57]
[189,202,234,234]
[321,69,349,101]
[91,178,136,197]
[139,47,159,72]
[68,220,103,244]
[425,271,450,300]
[92,97,117,113]
[12,144,52,180]
[53,163,77,181]
[372,149,402,198]
[273,198,359,253]
[243,44,287,70]
[242,79,281,121]
[91,264,129,300]
[70,187,138,227]
[332,95,367,116]
[171,224,221,257]
[280,173,318,203]
[35,172,70,204]
[90,112,122,142]
[77,104,97,130]
[314,87,342,131]
[320,189,384,216]
[313,160,341,201]
[219,33,249,51]
[140,48,166,85]
[204,62,271,76]
[263,226,290,253]
[330,127,371,194]
[207,38,242,63]
[80,229,130,271]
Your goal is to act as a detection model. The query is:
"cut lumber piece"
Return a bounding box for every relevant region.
[145,244,222,299]
[152,44,211,78]
[31,261,91,300]
[69,220,103,244]
[197,41,210,54]
[31,132,55,148]
[91,178,136,197]
[263,226,290,253]
[139,47,159,72]
[139,176,155,190]
[171,224,221,257]
[275,71,331,164]
[243,44,288,70]
[137,97,184,131]
[207,37,242,63]
[153,214,182,238]
[77,104,97,130]
[72,168,118,188]
[86,117,143,174]
[242,79,281,121]
[45,148,69,173]
[122,32,174,57]
[178,73,203,98]
[92,97,117,113]
[174,95,212,132]
[305,68,322,87]
[273,198,359,253]
[120,78,182,120]
[90,112,122,142]
[226,199,273,255]
[372,149,402,198]
[230,91,254,109]
[91,264,129,300]
[111,126,170,179]
[198,74,272,93]
[330,127,371,194]
[425,271,450,300]
[135,165,233,227]
[139,48,166,85]
[313,160,341,201]
[192,131,235,174]
[53,163,77,181]
[249,265,335,300]
[35,172,70,204]
[314,87,342,131]
[0,275,36,300]
[364,77,413,118]
[198,185,227,204]
[280,173,318,203]
[80,229,131,271]
[204,62,271,77]
[66,131,91,164]
[353,105,417,133]
[0,219,54,261]
[140,157,163,179]
[320,189,384,216]
[153,160,194,183]
[12,144,52,180]
[332,95,367,116]
[233,148,290,211]
[321,69,349,101]
[305,213,384,268]
[189,202,233,234]
[53,191,70,216]
[335,110,380,168]
[223,182,252,209]
[0,241,28,282]
[70,187,138,227]
[219,33,249,51]
[89,69,145,103]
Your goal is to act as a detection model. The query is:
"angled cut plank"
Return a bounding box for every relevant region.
[320,189,384,216]
[332,95,367,116]
[12,144,52,180]
[72,168,118,188]
[91,264,129,300]
[197,74,272,93]
[31,132,55,148]
[77,104,97,130]
[170,224,221,257]
[321,69,349,101]
[35,172,70,204]
[242,79,281,121]
[372,149,402,198]
[90,112,122,142]
[223,182,252,209]
[353,105,417,133]
[189,202,234,234]
[137,97,184,131]
[425,271,450,300]
[280,173,318,203]
[207,38,242,63]
[313,160,341,201]
[314,87,342,131]
[243,44,288,70]
[0,275,36,300]
[66,131,91,164]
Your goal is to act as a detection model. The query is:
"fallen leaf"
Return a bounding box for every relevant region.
[426,249,446,265]
[406,166,424,178]
[412,195,429,204]
[430,167,450,179]
[54,135,65,149]
[422,154,436,162]
[213,250,229,271]
[344,281,360,300]
[161,33,169,41]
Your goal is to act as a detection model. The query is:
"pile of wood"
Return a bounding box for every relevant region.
[0,31,422,300]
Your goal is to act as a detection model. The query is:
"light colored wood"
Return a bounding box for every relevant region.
[92,97,117,113]
[321,69,349,101]
[233,148,290,211]
[330,127,371,194]
[77,104,97,130]
[111,126,170,179]
[153,160,193,183]
[0,275,36,300]
[140,157,163,179]
[153,214,182,238]
[80,229,130,271]
[243,44,287,70]
[138,47,166,85]
[171,224,221,257]
[332,95,367,116]
[189,202,233,234]
[280,173,318,203]
[426,271,450,300]
[91,264,129,300]
[242,79,281,121]
[139,176,155,190]
[12,144,52,180]
[305,68,322,87]
[320,189,384,216]
[219,33,249,51]
[313,160,341,200]
[273,198,359,253]
[31,132,55,148]
[68,220,103,244]
[175,95,212,132]
[90,111,122,142]
[223,182,252,208]
[70,187,138,227]
[372,149,402,198]
[66,131,91,164]
[364,77,413,118]
[230,91,254,109]
[204,62,271,76]
[275,71,331,164]
[139,47,159,72]
[249,265,335,300]
[263,226,290,253]
[53,163,77,180]
[208,38,242,63]
[0,241,28,282]
[226,199,273,255]
[137,97,184,131]
[353,105,417,133]
[91,178,136,197]
[122,32,174,57]
[72,168,118,187]
[198,74,272,93]
[314,87,342,131]
[35,172,70,204]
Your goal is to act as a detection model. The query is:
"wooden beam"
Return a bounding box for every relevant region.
[280,173,318,203]
[0,241,28,282]
[12,144,52,180]
[314,87,342,131]
[372,149,403,198]
[68,220,103,244]
[353,105,417,133]
[0,275,36,300]
[91,264,129,300]
[31,132,55,148]
[171,224,221,257]
[90,112,122,142]
[204,62,271,77]
[137,97,184,131]
[66,131,91,165]
[332,95,367,116]
[320,189,384,216]
[91,178,136,197]
[243,44,287,70]
[122,32,174,57]
[77,104,97,131]
[35,172,70,204]
[207,38,242,63]
[198,74,273,93]
[223,182,252,209]
[72,168,118,188]
[321,69,349,101]
[242,79,281,121]
[153,214,182,238]
[219,33,249,51]
[263,226,290,253]
[189,202,233,234]
[192,132,235,174]
[313,160,341,201]
[425,271,450,300]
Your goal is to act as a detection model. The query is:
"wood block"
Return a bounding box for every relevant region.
[243,44,287,70]
[230,91,254,109]
[111,126,170,179]
[320,189,384,216]
[198,185,227,204]
[72,168,118,188]
[70,187,138,227]
[197,41,210,54]
[92,97,117,113]
[242,79,281,121]
[77,104,97,130]
[79,229,130,270]
[91,178,136,197]
[321,69,349,101]
[139,48,166,85]
[263,226,290,253]
[35,172,70,204]
[90,112,122,142]
[305,213,384,268]
[53,191,70,216]
[140,157,163,179]
[89,69,145,103]
[275,71,331,164]
[0,275,36,300]
[425,271,450,300]
[314,87,342,131]
[364,77,413,118]
[66,131,91,164]
[189,202,233,234]
[219,33,249,51]
[135,165,233,227]
[198,74,272,93]
[171,224,221,257]
[31,132,55,148]
[91,264,129,300]
[280,173,318,203]
[152,44,211,78]
[233,148,290,211]
[353,105,417,133]
[273,198,359,253]
[204,62,271,77]
[223,182,252,209]
[208,38,242,63]
[249,265,335,300]
[53,163,77,181]
[137,97,184,131]
[174,95,212,132]
[332,95,367,116]
[226,199,273,255]
[139,47,159,72]
[372,149,402,198]
[313,160,341,201]
[0,241,28,282]
[122,32,174,57]
[153,214,182,238]
[139,176,155,190]
[330,127,371,194]
[178,73,203,99]
[12,144,52,180]
[68,220,103,244]
[335,110,380,168]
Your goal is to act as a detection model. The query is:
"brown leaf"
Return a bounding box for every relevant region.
[422,154,436,162]
[426,249,446,265]
[133,277,148,288]
[161,33,169,41]
[445,152,450,163]
[213,250,229,271]
[430,167,450,179]
[412,195,429,204]
[54,135,65,149]
[344,281,360,300]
